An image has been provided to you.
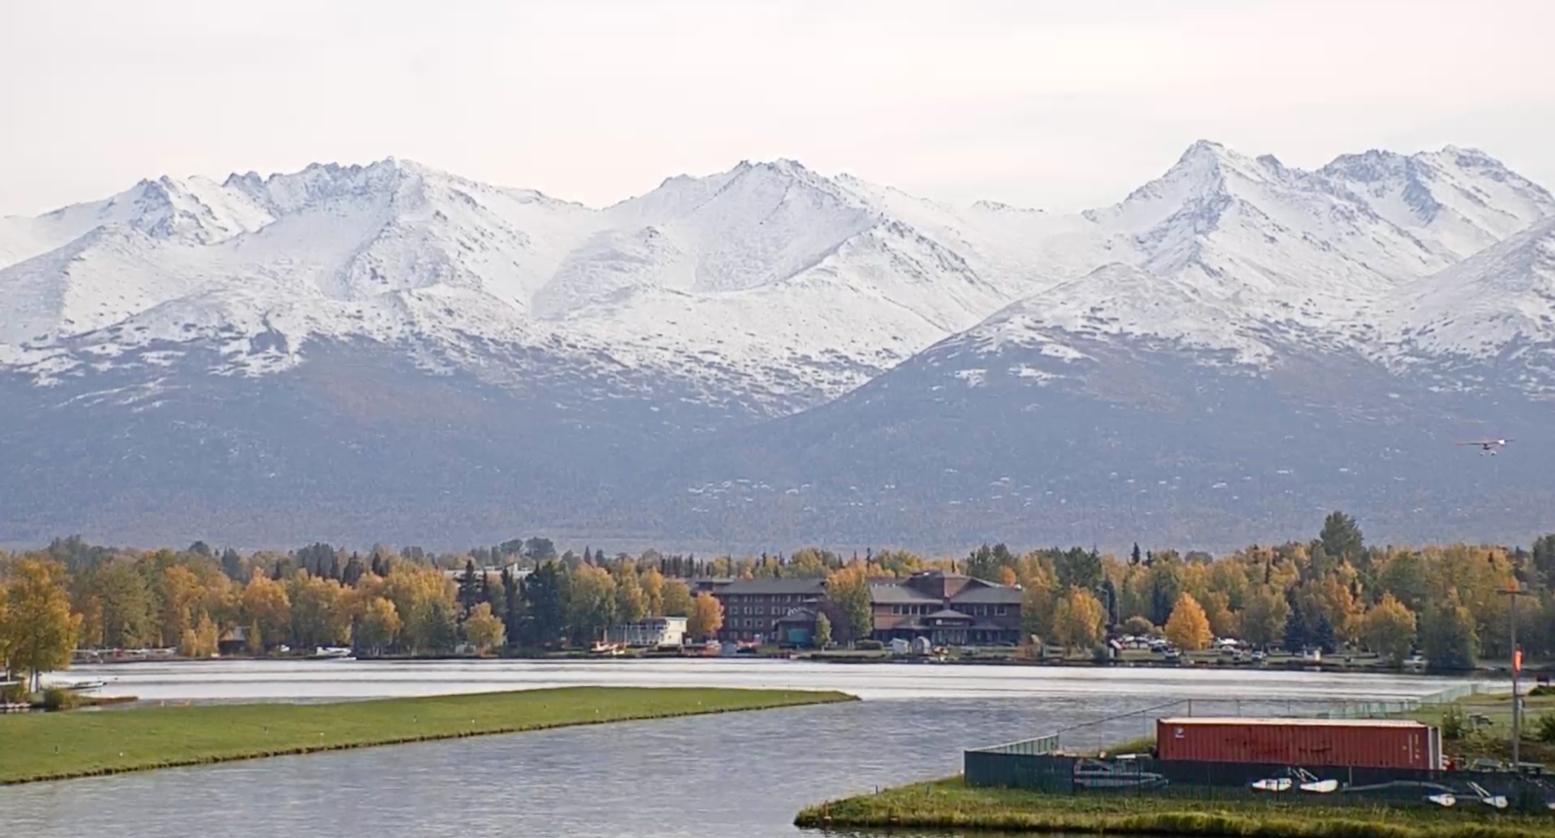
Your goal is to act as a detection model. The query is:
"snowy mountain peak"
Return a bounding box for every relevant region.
[3,142,1554,409]
[1373,216,1555,394]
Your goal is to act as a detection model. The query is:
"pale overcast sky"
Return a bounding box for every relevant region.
[3,0,1552,217]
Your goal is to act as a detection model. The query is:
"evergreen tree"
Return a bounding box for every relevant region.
[188,540,213,558]
[327,554,342,582]
[1100,576,1120,628]
[1319,511,1364,564]
[457,559,481,617]
[342,553,366,587]
[522,562,566,647]
[501,566,524,646]
[1130,543,1142,566]
[370,554,385,578]
[1282,588,1309,652]
[1055,547,1103,591]
[1532,534,1555,582]
[220,548,245,582]
[1311,610,1336,653]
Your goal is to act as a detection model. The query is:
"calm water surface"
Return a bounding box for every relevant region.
[3,661,1477,837]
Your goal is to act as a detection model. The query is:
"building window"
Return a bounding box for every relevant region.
[996,606,1008,616]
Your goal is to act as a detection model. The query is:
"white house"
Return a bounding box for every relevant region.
[612,616,688,649]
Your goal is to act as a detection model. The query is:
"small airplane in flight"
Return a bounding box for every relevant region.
[1457,438,1513,455]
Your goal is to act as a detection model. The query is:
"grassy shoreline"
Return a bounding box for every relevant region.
[796,777,1555,838]
[0,686,853,785]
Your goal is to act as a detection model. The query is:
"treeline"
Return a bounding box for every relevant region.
[4,541,738,663]
[1004,513,1555,672]
[3,512,1555,680]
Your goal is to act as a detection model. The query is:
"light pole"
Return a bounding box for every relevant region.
[1499,581,1533,769]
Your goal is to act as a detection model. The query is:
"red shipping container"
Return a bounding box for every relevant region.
[1156,717,1439,770]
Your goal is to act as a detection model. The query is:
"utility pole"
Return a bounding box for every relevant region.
[1500,581,1534,769]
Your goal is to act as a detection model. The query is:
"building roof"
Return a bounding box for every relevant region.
[951,585,1023,604]
[774,608,818,624]
[867,583,942,605]
[924,608,973,622]
[716,578,827,596]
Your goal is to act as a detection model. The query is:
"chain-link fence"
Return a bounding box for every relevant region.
[964,683,1547,813]
[966,750,1555,813]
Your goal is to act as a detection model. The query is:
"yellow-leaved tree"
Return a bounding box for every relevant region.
[1164,591,1213,652]
[662,579,694,618]
[2,558,82,691]
[241,571,291,651]
[1362,592,1417,666]
[687,592,724,641]
[357,597,402,656]
[463,602,506,654]
[1051,587,1106,655]
[824,564,874,645]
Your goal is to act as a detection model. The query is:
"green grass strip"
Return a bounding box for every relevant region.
[1,686,854,784]
[796,778,1555,838]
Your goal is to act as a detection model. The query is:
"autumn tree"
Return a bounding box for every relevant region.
[614,570,648,626]
[2,559,82,691]
[242,570,292,650]
[641,567,665,617]
[1200,590,1238,639]
[357,597,401,655]
[1421,591,1478,673]
[1164,592,1212,652]
[384,565,458,654]
[825,564,874,645]
[1122,615,1155,637]
[1051,587,1106,655]
[661,578,694,618]
[464,602,506,653]
[91,560,157,649]
[813,612,832,649]
[157,564,203,648]
[288,573,351,649]
[1239,586,1290,649]
[1362,593,1417,666]
[687,592,724,641]
[565,564,617,644]
[1021,563,1058,641]
[1375,550,1429,613]
[179,612,220,658]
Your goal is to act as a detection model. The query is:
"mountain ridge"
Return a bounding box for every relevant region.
[3,141,1554,550]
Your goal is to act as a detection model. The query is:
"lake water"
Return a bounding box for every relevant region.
[2,661,1483,837]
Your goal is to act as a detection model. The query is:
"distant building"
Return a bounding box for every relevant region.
[441,564,531,584]
[867,571,1022,645]
[611,616,688,648]
[710,578,827,642]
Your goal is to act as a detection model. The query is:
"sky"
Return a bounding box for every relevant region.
[2,0,1553,217]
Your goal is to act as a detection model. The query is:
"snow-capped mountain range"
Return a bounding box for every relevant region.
[6,140,1552,413]
[3,140,1554,551]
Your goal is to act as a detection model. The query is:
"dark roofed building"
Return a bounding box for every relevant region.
[710,577,827,642]
[868,570,1022,645]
